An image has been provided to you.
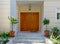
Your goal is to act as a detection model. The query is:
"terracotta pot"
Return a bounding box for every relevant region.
[10,31,15,37]
[53,34,58,37]
[44,30,49,37]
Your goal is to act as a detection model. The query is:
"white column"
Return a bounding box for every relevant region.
[11,0,18,35]
[11,0,16,17]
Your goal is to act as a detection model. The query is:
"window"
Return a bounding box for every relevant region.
[57,13,60,19]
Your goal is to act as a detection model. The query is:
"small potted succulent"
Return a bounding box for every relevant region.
[43,18,50,37]
[52,27,60,37]
[8,16,18,37]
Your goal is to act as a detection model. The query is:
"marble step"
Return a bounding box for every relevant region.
[17,32,43,36]
[16,32,44,38]
[13,38,45,43]
[14,42,45,44]
[13,36,45,43]
[15,36,44,39]
[14,32,45,43]
[13,42,45,44]
[16,34,44,39]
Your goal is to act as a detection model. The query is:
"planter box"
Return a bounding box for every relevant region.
[45,38,54,44]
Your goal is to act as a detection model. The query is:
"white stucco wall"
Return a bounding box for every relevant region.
[0,0,60,33]
[44,0,60,31]
[0,0,10,33]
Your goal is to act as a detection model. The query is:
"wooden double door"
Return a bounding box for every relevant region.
[20,12,39,32]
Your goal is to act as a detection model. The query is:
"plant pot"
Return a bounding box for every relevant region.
[44,30,49,37]
[9,31,15,37]
[53,34,58,37]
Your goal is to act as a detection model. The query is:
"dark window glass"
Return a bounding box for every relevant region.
[57,13,60,19]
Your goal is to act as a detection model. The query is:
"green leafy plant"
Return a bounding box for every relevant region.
[0,32,10,44]
[49,33,60,44]
[52,27,59,34]
[8,16,18,31]
[43,18,50,30]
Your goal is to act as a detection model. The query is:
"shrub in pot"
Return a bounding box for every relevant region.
[8,16,18,37]
[52,27,60,37]
[43,18,50,37]
[49,33,60,44]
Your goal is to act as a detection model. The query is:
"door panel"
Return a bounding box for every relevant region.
[20,12,39,32]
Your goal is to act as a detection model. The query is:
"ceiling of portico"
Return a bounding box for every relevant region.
[16,0,44,1]
[16,0,44,5]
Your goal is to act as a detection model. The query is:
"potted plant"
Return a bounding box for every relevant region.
[43,18,50,37]
[8,16,18,37]
[52,27,60,37]
[49,33,60,44]
[0,32,9,44]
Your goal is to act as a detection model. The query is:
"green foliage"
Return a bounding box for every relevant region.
[43,18,50,25]
[0,32,10,39]
[0,32,10,44]
[2,40,9,44]
[49,33,60,44]
[8,16,18,25]
[52,27,59,34]
[8,16,18,31]
[48,27,60,44]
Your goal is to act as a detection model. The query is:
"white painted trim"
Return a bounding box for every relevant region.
[16,1,44,34]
